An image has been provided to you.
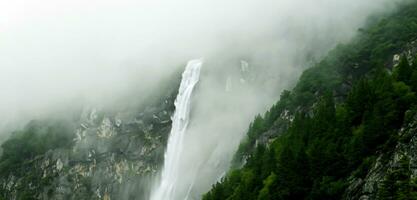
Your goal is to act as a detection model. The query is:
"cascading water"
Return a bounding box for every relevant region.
[150,59,202,200]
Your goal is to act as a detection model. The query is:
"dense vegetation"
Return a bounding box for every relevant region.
[0,120,76,199]
[204,2,417,200]
[0,120,75,177]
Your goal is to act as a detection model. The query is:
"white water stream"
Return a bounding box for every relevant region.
[150,59,202,200]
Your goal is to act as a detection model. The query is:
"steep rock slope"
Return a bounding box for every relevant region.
[344,39,417,200]
[204,2,417,200]
[0,80,179,200]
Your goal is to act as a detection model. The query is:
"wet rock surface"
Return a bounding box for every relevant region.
[343,40,417,200]
[0,88,177,200]
[344,114,417,200]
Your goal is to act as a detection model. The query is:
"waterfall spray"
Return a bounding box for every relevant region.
[150,59,202,200]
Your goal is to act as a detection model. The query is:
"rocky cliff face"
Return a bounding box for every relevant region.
[344,113,417,200]
[343,39,417,200]
[0,87,177,200]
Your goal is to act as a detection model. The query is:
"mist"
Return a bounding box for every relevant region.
[0,0,408,199]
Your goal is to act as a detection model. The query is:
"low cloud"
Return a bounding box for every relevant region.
[0,0,408,198]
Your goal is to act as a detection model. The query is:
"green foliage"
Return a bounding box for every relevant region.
[0,120,74,177]
[204,2,417,200]
[0,119,76,199]
[396,56,413,84]
[378,156,417,200]
[257,172,277,200]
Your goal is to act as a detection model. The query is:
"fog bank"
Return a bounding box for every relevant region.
[0,0,408,198]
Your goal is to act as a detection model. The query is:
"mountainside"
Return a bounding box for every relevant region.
[204,2,417,200]
[3,2,417,200]
[0,81,179,200]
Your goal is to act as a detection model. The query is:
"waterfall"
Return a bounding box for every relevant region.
[150,59,202,200]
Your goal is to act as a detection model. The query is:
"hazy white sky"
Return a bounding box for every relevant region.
[0,0,409,198]
[0,0,406,135]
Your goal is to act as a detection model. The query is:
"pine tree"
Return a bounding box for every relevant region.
[378,169,396,200]
[395,157,412,200]
[378,157,414,200]
[396,56,412,84]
